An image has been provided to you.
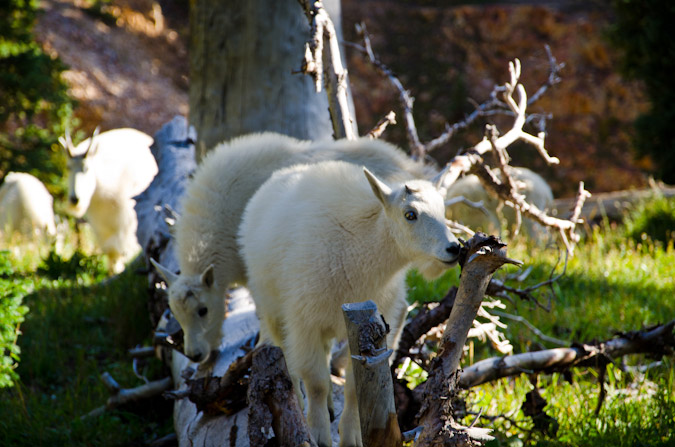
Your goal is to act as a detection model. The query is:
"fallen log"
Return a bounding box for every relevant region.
[459,319,675,389]
[552,185,675,224]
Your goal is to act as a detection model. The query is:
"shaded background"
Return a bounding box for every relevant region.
[32,0,653,198]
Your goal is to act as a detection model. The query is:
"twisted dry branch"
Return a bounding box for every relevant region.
[297,0,355,140]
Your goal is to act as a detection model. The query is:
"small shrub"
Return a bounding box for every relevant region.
[623,194,675,245]
[0,251,29,388]
[37,249,107,281]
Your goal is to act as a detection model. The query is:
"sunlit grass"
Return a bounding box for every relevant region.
[406,196,675,446]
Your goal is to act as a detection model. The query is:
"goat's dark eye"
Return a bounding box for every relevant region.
[198,307,208,317]
[404,210,417,221]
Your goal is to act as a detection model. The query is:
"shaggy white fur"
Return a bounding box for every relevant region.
[151,132,429,365]
[0,172,56,241]
[62,128,157,273]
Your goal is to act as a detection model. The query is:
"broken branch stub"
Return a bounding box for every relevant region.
[343,300,402,447]
[415,234,521,447]
[247,345,316,447]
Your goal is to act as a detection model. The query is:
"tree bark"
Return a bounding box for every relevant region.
[248,345,317,447]
[189,0,349,160]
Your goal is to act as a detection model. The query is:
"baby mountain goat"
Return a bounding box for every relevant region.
[150,132,428,365]
[239,161,461,447]
[445,166,554,240]
[61,127,157,273]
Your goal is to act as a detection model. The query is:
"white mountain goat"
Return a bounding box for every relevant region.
[445,166,554,240]
[238,160,461,447]
[0,172,56,242]
[60,127,158,273]
[150,132,428,364]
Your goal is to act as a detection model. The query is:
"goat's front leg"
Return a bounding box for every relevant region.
[339,364,363,447]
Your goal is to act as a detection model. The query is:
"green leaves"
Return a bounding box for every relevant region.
[0,250,29,388]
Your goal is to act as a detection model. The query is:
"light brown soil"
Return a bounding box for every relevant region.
[35,0,188,137]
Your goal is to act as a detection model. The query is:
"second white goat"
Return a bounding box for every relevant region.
[61,127,158,273]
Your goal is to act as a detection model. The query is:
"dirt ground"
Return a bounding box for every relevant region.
[35,0,189,137]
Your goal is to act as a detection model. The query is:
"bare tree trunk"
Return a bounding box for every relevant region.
[189,0,348,160]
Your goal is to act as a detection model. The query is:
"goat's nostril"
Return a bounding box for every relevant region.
[446,243,460,257]
[69,196,78,205]
[188,352,203,362]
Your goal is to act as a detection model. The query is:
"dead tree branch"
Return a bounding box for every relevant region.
[430,59,590,253]
[458,319,675,389]
[415,234,521,446]
[368,111,397,139]
[353,22,424,158]
[298,0,356,140]
[353,25,563,161]
[82,375,173,420]
[164,347,254,416]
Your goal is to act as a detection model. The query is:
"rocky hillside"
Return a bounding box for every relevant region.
[35,0,650,198]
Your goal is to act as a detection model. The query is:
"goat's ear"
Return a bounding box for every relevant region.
[200,264,215,289]
[150,258,178,286]
[364,167,392,206]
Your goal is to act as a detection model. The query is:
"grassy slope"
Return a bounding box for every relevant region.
[406,199,675,446]
[0,235,172,446]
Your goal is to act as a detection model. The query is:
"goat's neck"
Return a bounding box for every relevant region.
[352,209,412,284]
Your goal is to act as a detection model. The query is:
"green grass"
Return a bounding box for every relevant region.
[0,228,172,446]
[1,198,674,446]
[405,196,675,446]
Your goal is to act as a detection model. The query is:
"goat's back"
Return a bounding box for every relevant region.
[0,172,55,237]
[81,128,157,198]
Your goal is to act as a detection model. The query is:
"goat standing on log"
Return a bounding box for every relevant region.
[239,160,461,447]
[60,127,158,274]
[150,132,429,365]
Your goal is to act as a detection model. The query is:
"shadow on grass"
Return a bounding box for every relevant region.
[0,256,173,446]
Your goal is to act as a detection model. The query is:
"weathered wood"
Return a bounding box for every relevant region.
[552,186,675,223]
[248,345,317,447]
[459,319,675,389]
[392,287,457,370]
[82,376,173,420]
[343,301,402,447]
[415,234,521,447]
